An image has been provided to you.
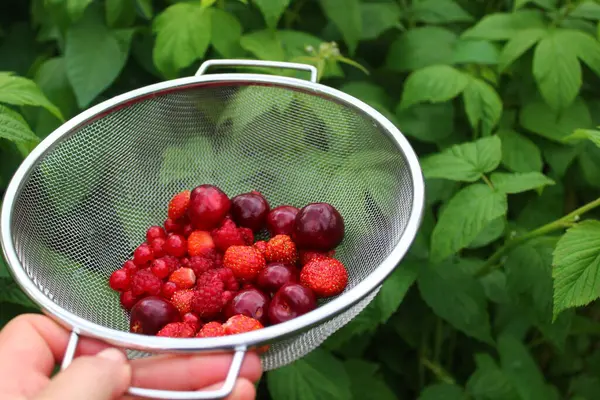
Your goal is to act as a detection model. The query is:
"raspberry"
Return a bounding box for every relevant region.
[183,312,201,330]
[161,255,180,272]
[161,281,178,299]
[191,283,227,318]
[151,259,170,279]
[171,289,195,314]
[150,238,166,258]
[223,314,263,335]
[196,321,226,338]
[223,246,266,282]
[120,290,138,310]
[146,225,166,243]
[215,253,223,268]
[169,267,196,289]
[164,234,187,257]
[109,269,131,291]
[164,217,183,233]
[298,250,336,266]
[239,227,254,245]
[211,219,245,252]
[197,268,239,291]
[188,256,215,276]
[300,257,348,298]
[157,322,196,338]
[253,241,267,255]
[131,269,162,297]
[188,231,215,256]
[123,260,138,274]
[133,243,154,266]
[265,235,297,264]
[168,190,191,221]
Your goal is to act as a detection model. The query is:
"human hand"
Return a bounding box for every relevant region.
[0,314,262,400]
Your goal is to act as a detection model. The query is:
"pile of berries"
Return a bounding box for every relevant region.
[108,184,348,342]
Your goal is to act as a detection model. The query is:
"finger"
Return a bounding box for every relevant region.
[35,348,131,400]
[0,314,114,397]
[123,378,257,400]
[130,351,262,391]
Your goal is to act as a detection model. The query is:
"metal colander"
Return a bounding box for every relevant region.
[1,60,424,399]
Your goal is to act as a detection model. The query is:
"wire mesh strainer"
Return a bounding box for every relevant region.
[0,59,424,399]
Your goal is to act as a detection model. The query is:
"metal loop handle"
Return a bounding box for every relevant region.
[196,59,318,83]
[61,331,247,400]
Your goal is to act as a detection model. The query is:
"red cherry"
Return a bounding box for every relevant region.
[164,234,187,257]
[266,206,299,237]
[151,259,170,279]
[188,185,231,230]
[164,217,183,233]
[133,243,154,266]
[224,288,270,325]
[294,203,344,251]
[130,296,181,335]
[268,283,316,325]
[231,192,270,231]
[182,223,194,238]
[161,282,178,299]
[146,225,166,242]
[120,290,138,310]
[150,238,166,258]
[256,262,298,294]
[109,269,131,291]
[123,260,138,274]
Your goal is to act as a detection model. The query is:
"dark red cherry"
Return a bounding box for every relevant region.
[256,262,298,294]
[266,205,299,236]
[231,192,270,231]
[268,283,316,325]
[188,185,231,230]
[294,203,344,251]
[224,288,270,325]
[129,296,181,335]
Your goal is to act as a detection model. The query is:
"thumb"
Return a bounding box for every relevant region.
[36,348,131,400]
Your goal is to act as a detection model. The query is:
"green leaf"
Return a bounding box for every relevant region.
[468,217,505,249]
[520,97,592,142]
[533,30,582,110]
[538,309,573,351]
[240,30,285,61]
[106,0,135,28]
[553,221,600,318]
[462,76,503,136]
[419,384,467,400]
[411,0,473,24]
[418,261,493,343]
[66,0,93,20]
[360,3,401,40]
[66,9,132,107]
[395,102,454,143]
[386,27,457,72]
[462,10,546,40]
[490,172,555,194]
[340,81,392,110]
[498,333,549,399]
[400,65,468,109]
[497,129,543,173]
[430,184,507,262]
[136,0,152,18]
[253,0,290,29]
[345,360,397,400]
[451,39,500,65]
[209,8,244,58]
[0,278,37,308]
[268,349,351,400]
[318,0,362,54]
[565,128,600,148]
[466,353,518,400]
[561,29,600,77]
[499,28,546,71]
[376,261,419,323]
[570,1,600,21]
[0,104,39,143]
[152,3,211,78]
[0,257,8,277]
[421,136,501,182]
[0,73,62,119]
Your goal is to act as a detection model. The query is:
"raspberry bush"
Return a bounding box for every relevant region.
[3,0,600,398]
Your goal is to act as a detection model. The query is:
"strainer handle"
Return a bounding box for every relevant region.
[60,331,248,399]
[196,59,318,82]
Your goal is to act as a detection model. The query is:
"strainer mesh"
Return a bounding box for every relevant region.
[9,83,413,370]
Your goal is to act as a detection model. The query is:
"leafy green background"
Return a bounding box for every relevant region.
[5,0,600,398]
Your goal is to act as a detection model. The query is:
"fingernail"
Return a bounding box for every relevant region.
[97,348,127,363]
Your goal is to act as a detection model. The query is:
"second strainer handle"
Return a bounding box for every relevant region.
[195,59,318,83]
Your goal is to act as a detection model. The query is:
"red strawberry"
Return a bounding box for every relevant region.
[265,235,297,264]
[223,246,266,282]
[298,249,336,266]
[223,314,264,335]
[188,231,215,257]
[156,322,196,338]
[300,257,348,298]
[169,267,196,289]
[168,190,191,221]
[171,289,195,314]
[253,241,267,255]
[196,321,226,338]
[211,219,245,252]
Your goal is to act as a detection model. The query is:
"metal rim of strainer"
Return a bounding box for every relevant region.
[1,59,424,398]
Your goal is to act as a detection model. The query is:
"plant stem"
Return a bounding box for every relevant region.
[433,318,444,364]
[420,357,456,385]
[481,174,495,190]
[475,196,600,277]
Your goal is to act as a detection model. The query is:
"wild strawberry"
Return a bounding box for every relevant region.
[188,231,215,256]
[211,219,245,252]
[150,238,166,258]
[133,243,154,266]
[123,260,138,274]
[131,269,162,297]
[157,322,196,338]
[298,250,336,266]
[169,267,196,289]
[161,281,178,299]
[188,256,215,277]
[171,289,195,314]
[239,227,254,245]
[151,258,170,279]
[120,290,138,310]
[253,241,267,255]
[146,225,166,243]
[223,246,266,282]
[300,258,348,298]
[223,314,264,335]
[164,233,187,257]
[168,190,191,221]
[191,282,227,319]
[196,321,226,338]
[265,235,297,264]
[109,269,131,291]
[164,217,183,233]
